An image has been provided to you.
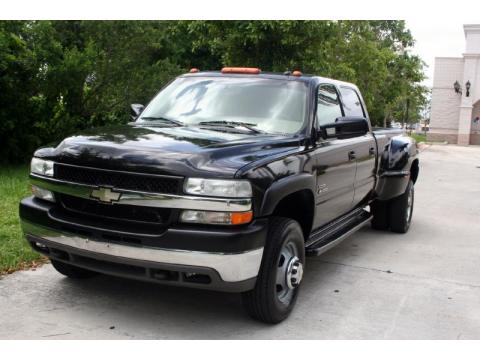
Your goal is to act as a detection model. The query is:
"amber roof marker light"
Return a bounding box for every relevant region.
[221,67,261,74]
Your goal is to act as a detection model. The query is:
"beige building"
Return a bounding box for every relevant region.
[429,24,480,145]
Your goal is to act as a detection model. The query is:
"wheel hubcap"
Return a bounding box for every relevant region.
[275,241,303,305]
[286,257,303,289]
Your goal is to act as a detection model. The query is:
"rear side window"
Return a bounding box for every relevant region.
[340,87,364,117]
[316,84,343,127]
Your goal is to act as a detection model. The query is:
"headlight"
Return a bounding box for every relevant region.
[31,185,55,202]
[184,178,252,198]
[180,210,253,225]
[31,158,54,177]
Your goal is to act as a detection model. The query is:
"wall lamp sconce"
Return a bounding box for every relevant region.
[454,81,462,95]
[466,80,471,97]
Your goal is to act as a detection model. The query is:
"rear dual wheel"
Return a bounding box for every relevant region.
[370,180,414,233]
[388,180,414,233]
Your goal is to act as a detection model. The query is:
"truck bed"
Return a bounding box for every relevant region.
[373,127,405,152]
[372,127,404,137]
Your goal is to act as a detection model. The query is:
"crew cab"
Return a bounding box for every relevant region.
[20,67,419,323]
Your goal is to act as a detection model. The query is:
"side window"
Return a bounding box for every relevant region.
[339,87,365,117]
[316,84,343,127]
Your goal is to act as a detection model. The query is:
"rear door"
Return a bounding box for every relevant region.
[338,86,377,206]
[312,84,356,229]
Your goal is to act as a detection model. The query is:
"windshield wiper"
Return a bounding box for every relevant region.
[139,116,184,126]
[198,120,264,134]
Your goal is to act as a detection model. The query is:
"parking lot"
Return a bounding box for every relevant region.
[1,144,480,339]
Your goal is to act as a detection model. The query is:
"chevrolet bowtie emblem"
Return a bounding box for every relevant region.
[90,187,121,204]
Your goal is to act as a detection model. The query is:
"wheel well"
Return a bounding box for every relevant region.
[271,189,314,240]
[410,159,419,184]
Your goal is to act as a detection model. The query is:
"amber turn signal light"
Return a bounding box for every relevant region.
[230,211,253,225]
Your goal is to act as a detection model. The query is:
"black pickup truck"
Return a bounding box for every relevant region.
[20,67,419,323]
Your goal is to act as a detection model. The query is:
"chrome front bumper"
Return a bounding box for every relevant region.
[21,219,264,284]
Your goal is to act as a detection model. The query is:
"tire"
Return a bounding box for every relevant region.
[242,217,305,324]
[51,259,98,279]
[370,199,389,230]
[388,180,414,233]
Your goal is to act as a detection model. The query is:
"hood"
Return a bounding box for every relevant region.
[35,123,304,178]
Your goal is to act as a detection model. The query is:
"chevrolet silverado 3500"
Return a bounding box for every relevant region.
[20,67,419,323]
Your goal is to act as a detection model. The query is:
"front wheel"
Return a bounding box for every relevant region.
[388,180,414,233]
[242,217,305,324]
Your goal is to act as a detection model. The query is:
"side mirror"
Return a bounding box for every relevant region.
[130,104,145,120]
[320,116,369,139]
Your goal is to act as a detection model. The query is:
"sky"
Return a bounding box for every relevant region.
[406,19,468,88]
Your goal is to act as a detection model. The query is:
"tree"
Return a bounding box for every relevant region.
[0,20,427,163]
[167,20,427,127]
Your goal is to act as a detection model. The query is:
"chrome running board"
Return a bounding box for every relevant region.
[306,209,371,256]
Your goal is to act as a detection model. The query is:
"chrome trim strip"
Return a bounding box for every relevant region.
[22,220,263,282]
[30,175,252,212]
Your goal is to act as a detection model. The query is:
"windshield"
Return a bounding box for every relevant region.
[138,77,308,134]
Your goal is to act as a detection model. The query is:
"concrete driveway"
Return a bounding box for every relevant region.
[1,144,480,339]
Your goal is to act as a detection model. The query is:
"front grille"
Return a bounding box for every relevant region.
[59,194,171,224]
[54,163,182,194]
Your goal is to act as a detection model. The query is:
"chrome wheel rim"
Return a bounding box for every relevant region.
[276,241,303,305]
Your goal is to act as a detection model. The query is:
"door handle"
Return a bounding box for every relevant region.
[369,147,375,156]
[348,150,356,161]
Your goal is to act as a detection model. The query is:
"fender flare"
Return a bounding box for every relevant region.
[376,136,418,201]
[380,136,416,173]
[259,173,316,217]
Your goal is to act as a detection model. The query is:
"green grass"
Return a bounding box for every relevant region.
[0,165,45,274]
[409,133,427,144]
